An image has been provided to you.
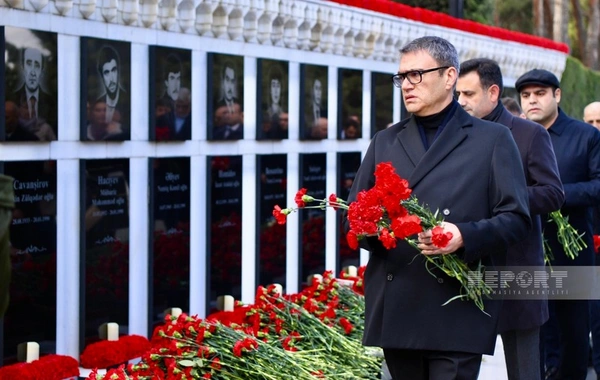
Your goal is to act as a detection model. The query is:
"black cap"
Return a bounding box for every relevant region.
[515,69,560,92]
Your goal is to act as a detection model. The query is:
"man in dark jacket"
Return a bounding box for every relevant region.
[583,100,600,379]
[457,58,564,380]
[347,36,531,380]
[517,69,600,380]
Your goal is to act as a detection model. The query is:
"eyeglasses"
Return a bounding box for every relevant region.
[391,66,450,87]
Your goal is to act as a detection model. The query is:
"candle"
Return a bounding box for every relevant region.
[223,295,234,311]
[17,342,40,363]
[217,295,235,311]
[27,342,39,363]
[307,274,323,284]
[170,307,182,318]
[107,322,119,341]
[347,265,358,277]
[272,283,283,295]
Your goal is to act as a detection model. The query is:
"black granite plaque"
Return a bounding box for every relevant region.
[2,27,58,141]
[256,154,287,289]
[80,38,131,141]
[80,159,129,350]
[338,69,363,140]
[371,72,394,137]
[207,156,242,313]
[149,157,190,330]
[298,153,326,288]
[149,46,192,141]
[300,64,328,140]
[256,58,289,140]
[336,152,362,272]
[207,53,244,141]
[2,160,57,362]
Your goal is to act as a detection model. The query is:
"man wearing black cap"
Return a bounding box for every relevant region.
[516,68,600,380]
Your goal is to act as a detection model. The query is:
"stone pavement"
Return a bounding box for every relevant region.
[479,335,596,380]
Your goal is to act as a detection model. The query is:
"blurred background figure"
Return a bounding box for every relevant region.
[170,87,191,140]
[583,101,600,130]
[501,97,527,119]
[341,117,360,139]
[0,174,15,318]
[86,99,124,141]
[4,101,38,141]
[307,117,328,140]
[213,103,244,140]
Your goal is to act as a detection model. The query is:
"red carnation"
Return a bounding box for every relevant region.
[378,228,397,249]
[329,193,340,210]
[390,214,423,239]
[273,205,290,224]
[431,226,453,248]
[295,188,308,207]
[346,230,359,250]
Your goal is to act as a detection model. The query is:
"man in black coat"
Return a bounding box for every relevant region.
[517,69,600,380]
[584,100,600,380]
[457,58,564,380]
[347,36,531,380]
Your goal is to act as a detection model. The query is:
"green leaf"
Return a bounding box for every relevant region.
[178,359,196,367]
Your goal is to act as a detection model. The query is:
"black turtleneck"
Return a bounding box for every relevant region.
[482,102,504,123]
[414,100,458,149]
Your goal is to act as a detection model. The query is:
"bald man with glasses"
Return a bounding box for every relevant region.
[347,36,531,380]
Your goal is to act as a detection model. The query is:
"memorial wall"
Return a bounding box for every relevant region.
[0,0,568,364]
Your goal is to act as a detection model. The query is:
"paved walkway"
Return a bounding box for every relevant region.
[479,335,596,380]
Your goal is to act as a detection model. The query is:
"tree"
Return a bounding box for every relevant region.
[553,0,569,43]
[496,0,534,34]
[583,0,600,69]
[568,0,600,69]
[390,0,494,25]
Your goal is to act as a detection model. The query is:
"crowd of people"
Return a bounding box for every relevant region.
[348,36,600,380]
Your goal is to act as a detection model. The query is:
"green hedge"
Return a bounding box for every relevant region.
[559,56,600,119]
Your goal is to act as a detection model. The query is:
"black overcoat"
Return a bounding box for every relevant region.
[348,105,531,355]
[495,106,564,333]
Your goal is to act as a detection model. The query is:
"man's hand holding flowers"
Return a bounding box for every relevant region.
[418,222,463,256]
[273,162,491,313]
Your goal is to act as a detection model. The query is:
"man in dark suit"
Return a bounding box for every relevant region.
[215,61,238,110]
[303,78,328,139]
[213,61,243,140]
[457,58,564,380]
[8,47,57,141]
[161,53,182,111]
[95,45,129,138]
[347,36,531,380]
[583,100,600,380]
[517,69,600,380]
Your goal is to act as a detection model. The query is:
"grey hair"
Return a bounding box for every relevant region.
[400,36,460,74]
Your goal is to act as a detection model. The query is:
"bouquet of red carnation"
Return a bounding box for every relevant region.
[80,335,151,369]
[594,235,600,253]
[0,354,79,379]
[274,162,491,313]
